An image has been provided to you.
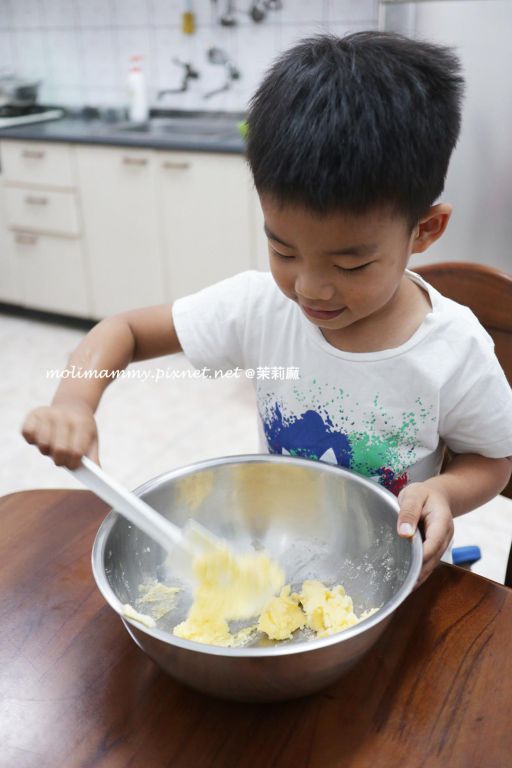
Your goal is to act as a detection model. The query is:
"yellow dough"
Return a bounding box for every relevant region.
[121,603,156,628]
[261,579,379,641]
[298,580,360,637]
[173,545,285,647]
[171,543,378,646]
[257,585,306,640]
[122,582,181,627]
[126,559,377,645]
[137,581,181,620]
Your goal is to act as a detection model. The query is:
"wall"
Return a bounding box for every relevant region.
[0,0,378,112]
[382,0,512,274]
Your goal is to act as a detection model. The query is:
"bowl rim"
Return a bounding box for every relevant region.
[91,453,423,657]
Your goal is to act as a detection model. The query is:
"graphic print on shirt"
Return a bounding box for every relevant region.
[259,380,436,495]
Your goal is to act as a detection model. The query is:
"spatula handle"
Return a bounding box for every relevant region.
[72,456,183,552]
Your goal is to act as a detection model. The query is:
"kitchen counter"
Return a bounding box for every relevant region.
[2,487,511,768]
[0,111,246,154]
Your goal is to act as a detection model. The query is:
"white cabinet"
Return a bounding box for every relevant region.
[0,139,90,315]
[157,151,253,299]
[0,184,20,304]
[0,138,264,319]
[75,145,166,317]
[4,186,81,236]
[10,231,89,316]
[1,140,75,188]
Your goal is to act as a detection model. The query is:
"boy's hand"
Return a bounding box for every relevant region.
[21,400,100,470]
[396,482,454,590]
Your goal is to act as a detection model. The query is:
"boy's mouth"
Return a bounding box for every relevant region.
[301,304,346,320]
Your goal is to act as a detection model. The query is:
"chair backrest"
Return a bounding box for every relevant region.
[415,261,512,498]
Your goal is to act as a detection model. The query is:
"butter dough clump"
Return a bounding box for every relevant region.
[298,579,360,638]
[257,585,306,640]
[121,603,156,628]
[171,546,378,647]
[122,582,182,628]
[173,545,285,647]
[260,579,379,641]
[137,581,181,620]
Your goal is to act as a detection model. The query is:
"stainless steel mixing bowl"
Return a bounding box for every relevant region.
[91,455,422,702]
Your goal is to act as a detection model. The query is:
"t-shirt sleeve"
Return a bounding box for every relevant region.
[439,335,512,458]
[171,271,255,372]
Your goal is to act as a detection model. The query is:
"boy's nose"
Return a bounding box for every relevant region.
[295,272,336,303]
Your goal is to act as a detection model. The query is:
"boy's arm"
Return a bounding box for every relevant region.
[397,454,512,588]
[52,305,183,409]
[22,305,182,468]
[420,454,512,517]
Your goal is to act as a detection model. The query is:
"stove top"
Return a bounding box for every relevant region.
[0,104,65,128]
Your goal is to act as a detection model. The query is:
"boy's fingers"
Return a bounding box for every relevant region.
[68,424,96,469]
[396,484,427,537]
[52,420,72,466]
[86,435,101,467]
[21,412,38,443]
[35,414,54,456]
[422,507,454,563]
[412,505,453,590]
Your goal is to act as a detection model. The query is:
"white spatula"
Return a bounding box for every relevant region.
[71,456,224,584]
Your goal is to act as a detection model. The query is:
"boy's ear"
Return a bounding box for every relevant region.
[410,203,452,254]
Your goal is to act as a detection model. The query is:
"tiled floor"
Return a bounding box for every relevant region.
[2,310,511,585]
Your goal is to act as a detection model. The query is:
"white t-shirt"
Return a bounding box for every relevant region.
[172,269,512,495]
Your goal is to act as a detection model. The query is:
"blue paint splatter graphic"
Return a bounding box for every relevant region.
[263,403,353,466]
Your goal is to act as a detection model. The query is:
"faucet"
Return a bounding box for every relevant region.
[203,46,240,99]
[158,58,199,99]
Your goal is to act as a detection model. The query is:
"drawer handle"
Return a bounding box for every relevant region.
[122,156,148,166]
[162,161,190,170]
[21,149,46,159]
[25,195,49,206]
[15,233,38,245]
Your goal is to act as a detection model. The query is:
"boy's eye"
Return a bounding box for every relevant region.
[270,246,294,259]
[336,263,371,273]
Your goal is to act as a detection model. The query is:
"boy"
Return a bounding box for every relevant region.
[22,32,512,589]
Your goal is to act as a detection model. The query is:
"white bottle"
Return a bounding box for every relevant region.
[127,55,149,123]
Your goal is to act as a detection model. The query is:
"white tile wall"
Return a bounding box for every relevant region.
[327,0,379,24]
[76,0,114,28]
[41,0,76,28]
[0,0,378,111]
[46,29,82,86]
[10,0,43,29]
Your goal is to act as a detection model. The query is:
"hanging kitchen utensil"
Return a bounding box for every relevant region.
[220,0,237,26]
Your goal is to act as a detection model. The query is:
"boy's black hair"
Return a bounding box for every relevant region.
[246,31,465,230]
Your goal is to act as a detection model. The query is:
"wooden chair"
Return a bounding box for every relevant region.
[414,262,512,586]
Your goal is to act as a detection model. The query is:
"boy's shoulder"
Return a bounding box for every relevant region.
[205,269,277,296]
[229,269,289,310]
[407,269,495,353]
[238,269,279,291]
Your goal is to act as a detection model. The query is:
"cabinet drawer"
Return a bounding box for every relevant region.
[10,230,90,316]
[4,185,80,236]
[1,140,75,188]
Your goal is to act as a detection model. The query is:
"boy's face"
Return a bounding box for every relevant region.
[260,196,418,337]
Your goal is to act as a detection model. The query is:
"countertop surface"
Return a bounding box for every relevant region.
[0,112,246,154]
[2,487,511,768]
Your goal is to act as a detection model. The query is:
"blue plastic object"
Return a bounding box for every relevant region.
[452,545,481,566]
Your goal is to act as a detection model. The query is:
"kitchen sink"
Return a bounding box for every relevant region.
[112,115,243,141]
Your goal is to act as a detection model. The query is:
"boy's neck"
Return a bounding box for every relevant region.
[320,274,432,354]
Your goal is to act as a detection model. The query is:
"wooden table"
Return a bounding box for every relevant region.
[1,489,511,768]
